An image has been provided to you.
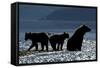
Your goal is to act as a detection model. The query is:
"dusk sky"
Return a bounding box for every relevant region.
[19,4,96,33]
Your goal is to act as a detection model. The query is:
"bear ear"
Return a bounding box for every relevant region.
[29,32,31,34]
[64,32,66,34]
[83,25,85,26]
[25,32,28,34]
[83,25,88,28]
[80,24,85,28]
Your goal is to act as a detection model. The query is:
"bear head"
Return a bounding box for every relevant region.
[25,32,32,41]
[80,25,91,32]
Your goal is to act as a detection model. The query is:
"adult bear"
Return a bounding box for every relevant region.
[67,25,91,51]
[25,32,49,51]
[50,32,69,51]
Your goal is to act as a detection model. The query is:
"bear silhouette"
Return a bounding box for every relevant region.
[67,25,91,51]
[50,32,69,51]
[25,32,49,51]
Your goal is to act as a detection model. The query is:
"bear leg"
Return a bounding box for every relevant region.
[27,43,34,51]
[41,44,44,51]
[57,44,60,51]
[60,43,63,50]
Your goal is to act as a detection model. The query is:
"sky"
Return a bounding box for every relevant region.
[19,4,96,33]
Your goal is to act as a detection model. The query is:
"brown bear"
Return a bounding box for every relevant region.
[67,25,91,51]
